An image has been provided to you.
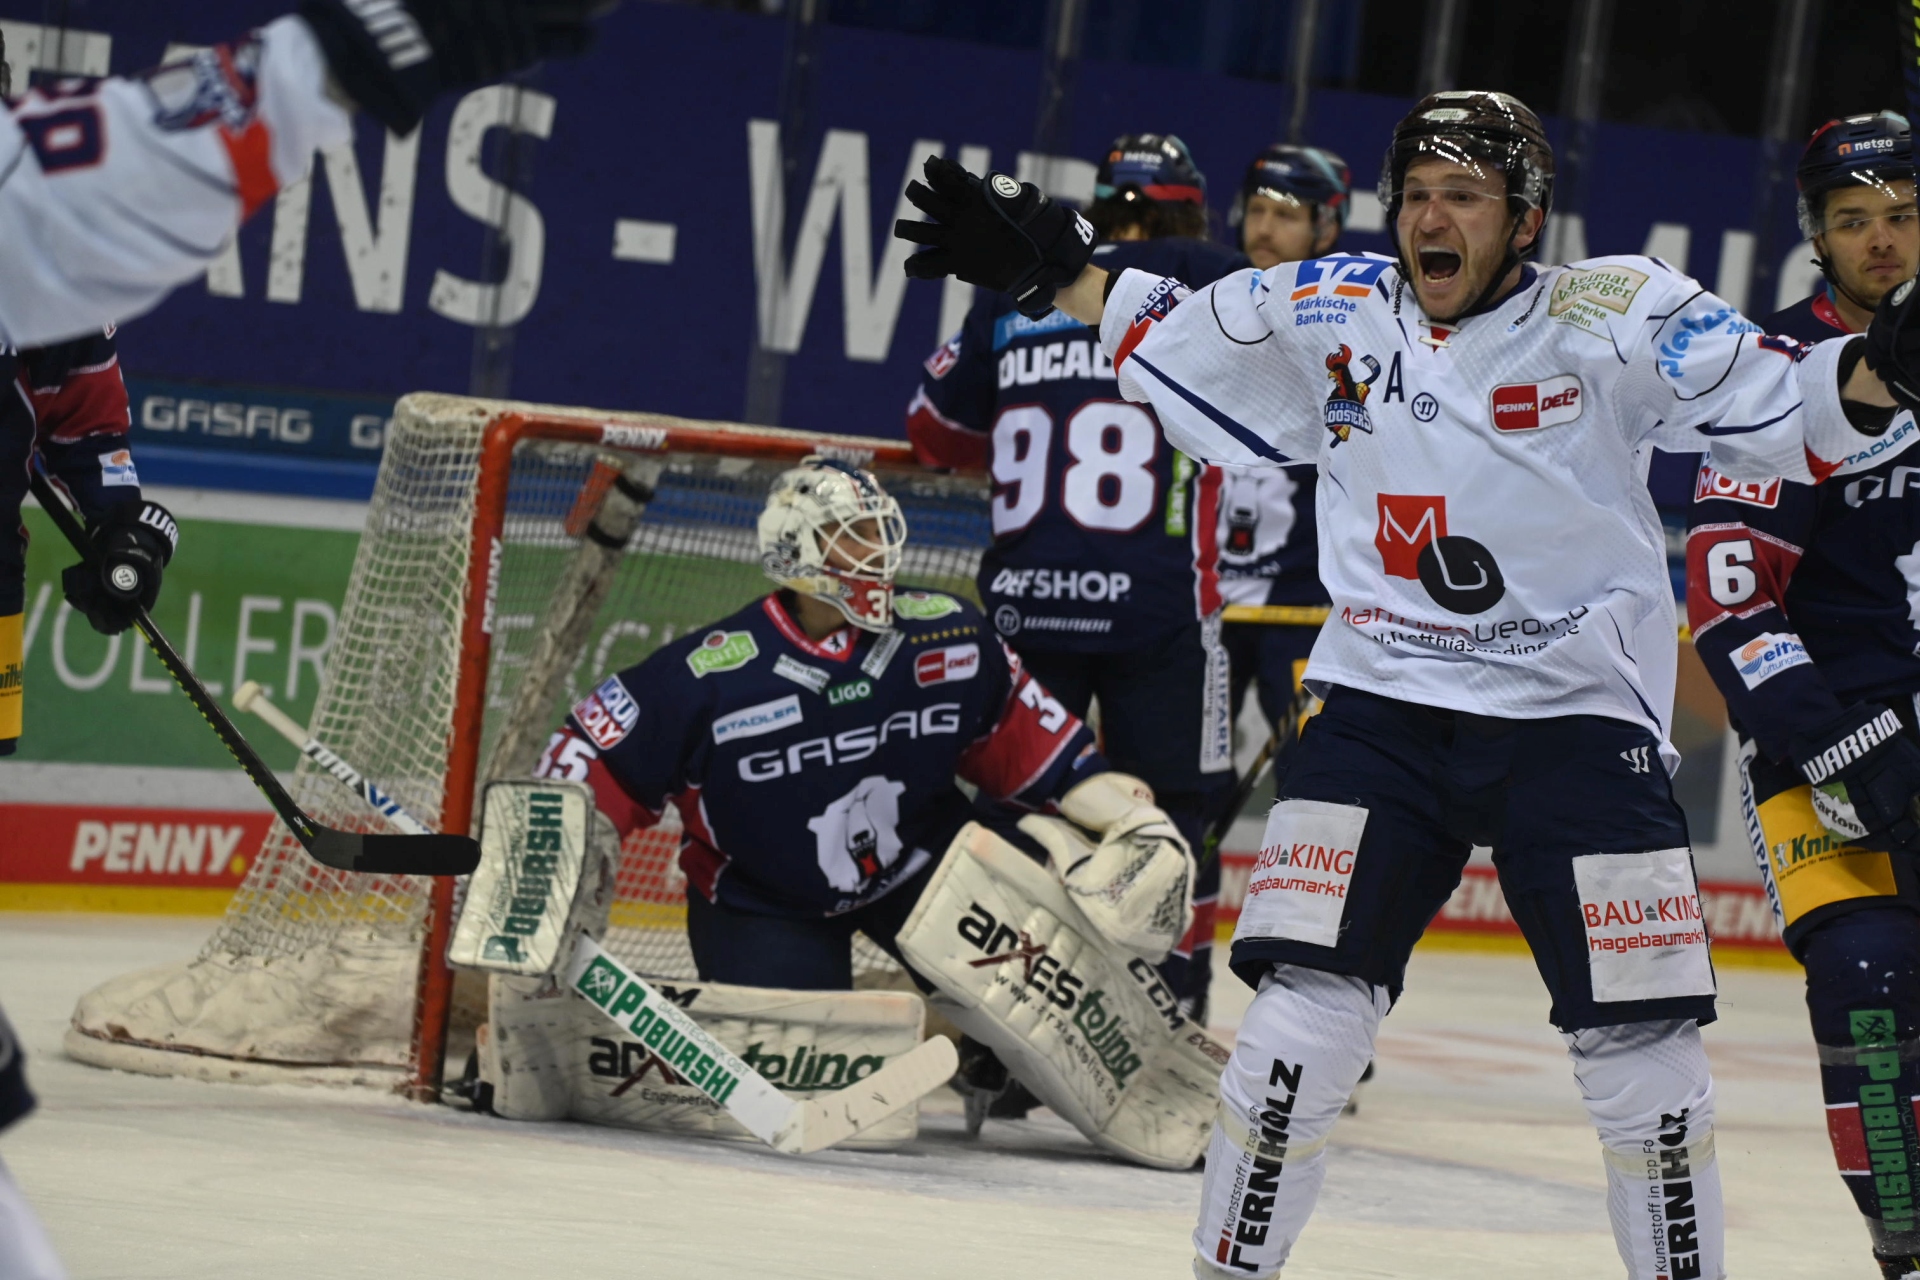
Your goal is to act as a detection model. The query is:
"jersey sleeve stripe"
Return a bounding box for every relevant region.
[1126,352,1289,463]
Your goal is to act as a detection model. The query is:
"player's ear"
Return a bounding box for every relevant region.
[1510,204,1545,256]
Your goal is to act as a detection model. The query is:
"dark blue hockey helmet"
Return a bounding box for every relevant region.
[1796,111,1914,238]
[1094,134,1207,207]
[1229,144,1352,233]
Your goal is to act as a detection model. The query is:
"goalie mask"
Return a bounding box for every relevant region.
[758,457,907,631]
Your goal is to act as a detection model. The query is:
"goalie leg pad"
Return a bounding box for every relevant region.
[479,973,930,1148]
[1192,964,1389,1280]
[1566,1019,1723,1280]
[897,822,1231,1170]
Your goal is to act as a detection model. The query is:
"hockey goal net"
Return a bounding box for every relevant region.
[66,393,989,1097]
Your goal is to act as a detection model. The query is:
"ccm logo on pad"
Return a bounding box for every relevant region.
[915,643,980,687]
[1490,375,1583,431]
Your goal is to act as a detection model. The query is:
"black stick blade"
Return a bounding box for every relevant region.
[308,830,480,876]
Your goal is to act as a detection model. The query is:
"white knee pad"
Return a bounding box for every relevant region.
[1566,1019,1723,1280]
[1192,965,1389,1280]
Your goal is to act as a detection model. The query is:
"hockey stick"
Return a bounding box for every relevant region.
[28,468,477,877]
[232,681,434,837]
[567,936,959,1154]
[1197,727,1280,874]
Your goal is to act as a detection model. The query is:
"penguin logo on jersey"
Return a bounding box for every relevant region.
[1323,345,1381,445]
[808,776,908,892]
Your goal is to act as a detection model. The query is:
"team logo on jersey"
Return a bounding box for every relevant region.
[893,591,963,621]
[1323,345,1381,445]
[924,335,962,380]
[1734,632,1812,689]
[827,679,874,706]
[1694,465,1781,508]
[686,630,760,677]
[1375,495,1506,614]
[712,695,804,745]
[808,775,908,892]
[573,676,640,750]
[142,41,264,133]
[915,643,980,687]
[1490,375,1583,432]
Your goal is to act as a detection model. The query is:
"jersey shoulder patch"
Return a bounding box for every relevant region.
[572,674,640,749]
[685,627,760,677]
[1546,258,1656,341]
[892,589,965,621]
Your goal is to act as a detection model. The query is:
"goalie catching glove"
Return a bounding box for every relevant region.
[895,156,1098,318]
[1022,771,1195,965]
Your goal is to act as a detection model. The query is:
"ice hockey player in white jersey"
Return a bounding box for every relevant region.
[0,0,609,349]
[896,90,1914,1279]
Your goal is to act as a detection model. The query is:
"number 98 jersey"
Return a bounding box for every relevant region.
[907,238,1248,652]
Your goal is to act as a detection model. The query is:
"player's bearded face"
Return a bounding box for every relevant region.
[1397,158,1540,322]
[1241,194,1321,271]
[1817,178,1919,310]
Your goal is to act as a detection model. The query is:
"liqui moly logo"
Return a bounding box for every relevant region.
[1694,465,1782,508]
[1489,374,1582,431]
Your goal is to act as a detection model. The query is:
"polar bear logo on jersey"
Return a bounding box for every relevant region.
[808,776,909,893]
[1218,467,1299,566]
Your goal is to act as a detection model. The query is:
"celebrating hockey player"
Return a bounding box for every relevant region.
[1687,111,1920,1280]
[2,328,174,756]
[895,89,1914,1279]
[0,0,611,349]
[906,133,1243,1026]
[534,456,1192,991]
[1217,145,1349,760]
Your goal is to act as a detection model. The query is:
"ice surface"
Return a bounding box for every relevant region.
[0,916,1869,1278]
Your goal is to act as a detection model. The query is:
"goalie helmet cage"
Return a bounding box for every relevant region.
[65,393,989,1101]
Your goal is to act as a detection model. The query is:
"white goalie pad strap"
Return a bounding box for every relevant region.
[480,970,929,1149]
[897,822,1229,1170]
[1021,810,1195,964]
[452,781,612,974]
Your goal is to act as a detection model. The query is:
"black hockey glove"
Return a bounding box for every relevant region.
[895,156,1098,318]
[1861,275,1920,414]
[60,501,177,637]
[1790,704,1920,851]
[298,0,615,136]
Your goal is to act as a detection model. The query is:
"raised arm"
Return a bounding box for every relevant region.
[0,1,608,348]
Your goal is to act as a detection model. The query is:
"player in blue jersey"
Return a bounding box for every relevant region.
[535,457,1194,997]
[906,133,1244,1026]
[1686,111,1920,1280]
[1217,144,1350,762]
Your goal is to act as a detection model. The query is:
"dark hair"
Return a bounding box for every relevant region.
[1086,192,1210,241]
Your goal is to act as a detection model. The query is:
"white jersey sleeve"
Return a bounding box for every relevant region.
[1097,265,1328,465]
[1588,258,1868,483]
[0,16,352,348]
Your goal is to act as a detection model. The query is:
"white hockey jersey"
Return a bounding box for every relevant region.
[1100,253,1891,756]
[0,17,351,348]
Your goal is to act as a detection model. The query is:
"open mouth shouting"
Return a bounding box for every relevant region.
[1417,246,1463,283]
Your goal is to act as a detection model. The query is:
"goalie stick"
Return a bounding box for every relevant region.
[233,681,434,837]
[566,937,959,1155]
[28,468,477,877]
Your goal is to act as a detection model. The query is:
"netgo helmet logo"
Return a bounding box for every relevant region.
[1490,375,1582,431]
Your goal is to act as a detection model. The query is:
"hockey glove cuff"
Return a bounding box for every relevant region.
[60,500,177,637]
[895,157,1098,318]
[1790,703,1920,850]
[1862,278,1920,415]
[299,0,613,136]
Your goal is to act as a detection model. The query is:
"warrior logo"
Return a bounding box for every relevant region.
[1323,345,1381,445]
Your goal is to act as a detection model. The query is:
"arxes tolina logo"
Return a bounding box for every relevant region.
[1322,345,1380,445]
[1374,494,1506,613]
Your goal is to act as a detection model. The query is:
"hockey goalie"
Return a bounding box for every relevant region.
[454,456,1227,1166]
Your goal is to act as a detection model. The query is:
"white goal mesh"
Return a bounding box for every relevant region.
[66,394,988,1092]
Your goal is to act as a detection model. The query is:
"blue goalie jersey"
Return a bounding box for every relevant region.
[536,589,1104,918]
[907,238,1248,652]
[1685,287,1920,761]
